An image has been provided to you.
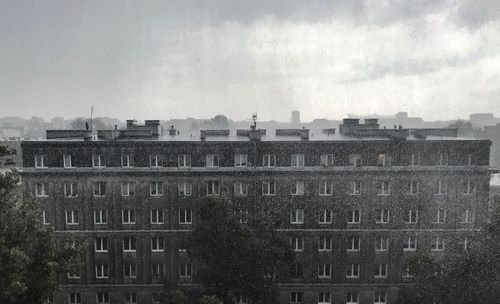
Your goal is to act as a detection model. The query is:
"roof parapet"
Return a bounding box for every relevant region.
[200,129,230,141]
[276,128,310,140]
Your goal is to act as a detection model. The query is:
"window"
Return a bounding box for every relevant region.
[292,180,305,195]
[462,181,476,195]
[349,154,362,167]
[291,154,305,167]
[121,182,135,196]
[437,153,448,166]
[35,182,49,197]
[407,180,419,195]
[374,292,387,304]
[348,210,361,224]
[346,292,359,304]
[348,181,361,195]
[95,237,108,252]
[463,238,469,251]
[404,209,418,224]
[262,181,276,196]
[435,180,448,195]
[64,182,78,197]
[206,180,220,195]
[320,154,334,167]
[178,182,192,196]
[179,263,192,278]
[319,209,333,224]
[178,154,191,167]
[319,180,333,196]
[234,154,248,167]
[87,206,104,225]
[123,263,137,278]
[347,236,360,252]
[376,209,390,224]
[93,182,106,196]
[63,154,73,168]
[410,153,420,166]
[122,209,136,224]
[125,293,137,304]
[318,263,332,278]
[234,181,247,196]
[431,237,445,251]
[206,154,219,167]
[68,293,81,304]
[152,263,165,277]
[290,292,303,303]
[151,209,164,224]
[121,154,132,167]
[433,209,446,223]
[95,264,109,279]
[151,237,165,252]
[403,236,417,251]
[402,264,413,278]
[92,154,105,168]
[290,209,304,224]
[375,237,389,252]
[468,153,476,166]
[374,264,388,278]
[262,154,276,167]
[318,292,331,304]
[123,237,137,252]
[150,181,163,196]
[346,264,360,278]
[378,181,390,196]
[462,209,474,223]
[290,237,304,252]
[42,210,49,225]
[35,155,46,168]
[152,293,161,304]
[318,236,332,251]
[377,154,391,167]
[65,210,79,225]
[291,263,303,278]
[179,209,192,224]
[68,269,81,279]
[97,292,109,304]
[150,154,163,167]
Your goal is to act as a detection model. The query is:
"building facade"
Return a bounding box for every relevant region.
[20,119,493,304]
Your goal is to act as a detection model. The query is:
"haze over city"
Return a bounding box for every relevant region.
[1,0,500,121]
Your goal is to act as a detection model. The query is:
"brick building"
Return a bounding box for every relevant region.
[20,119,494,304]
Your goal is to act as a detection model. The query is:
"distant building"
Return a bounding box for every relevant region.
[21,118,496,304]
[470,113,500,128]
[291,111,300,124]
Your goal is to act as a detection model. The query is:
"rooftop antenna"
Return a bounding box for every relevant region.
[90,106,98,141]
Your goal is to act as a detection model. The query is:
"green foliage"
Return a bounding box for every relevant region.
[161,289,188,304]
[199,295,223,304]
[0,170,79,304]
[187,196,294,304]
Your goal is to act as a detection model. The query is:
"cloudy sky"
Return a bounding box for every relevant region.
[1,0,500,122]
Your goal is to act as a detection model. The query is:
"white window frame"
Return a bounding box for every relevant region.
[377,154,390,167]
[433,209,446,224]
[206,154,219,167]
[234,181,248,196]
[437,153,448,166]
[376,209,390,224]
[292,180,305,195]
[318,292,331,304]
[179,262,192,278]
[67,269,81,279]
[408,180,419,195]
[378,181,390,196]
[68,293,82,304]
[374,264,388,278]
[436,180,448,195]
[151,263,165,277]
[150,154,162,167]
[125,293,137,304]
[95,264,109,279]
[319,180,333,196]
[463,181,476,195]
[405,209,418,224]
[121,153,132,167]
[93,181,106,197]
[348,181,361,195]
[462,209,474,223]
[347,236,360,252]
[35,155,46,168]
[65,210,79,225]
[291,154,305,167]
[124,263,137,278]
[403,236,417,251]
[290,292,303,304]
[35,182,49,197]
[290,209,304,224]
[375,237,389,252]
[94,209,107,225]
[178,154,191,167]
[63,154,73,168]
[348,209,361,224]
[468,153,475,166]
[95,237,108,252]
[150,209,164,224]
[410,153,420,166]
[92,154,105,168]
[262,154,276,167]
[206,180,220,196]
[262,181,276,196]
[319,209,333,224]
[349,154,362,167]
[431,237,445,251]
[234,153,248,167]
[290,237,304,252]
[178,182,192,196]
[42,210,49,225]
[150,181,163,196]
[346,264,360,279]
[318,263,332,279]
[96,292,110,304]
[64,182,78,197]
[151,236,165,252]
[179,209,192,224]
[318,236,332,252]
[346,292,359,304]
[121,182,135,197]
[123,236,136,252]
[122,209,136,225]
[320,153,334,167]
[374,292,387,304]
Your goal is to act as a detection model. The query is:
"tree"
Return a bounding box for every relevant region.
[187,196,294,304]
[199,295,223,304]
[0,145,79,304]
